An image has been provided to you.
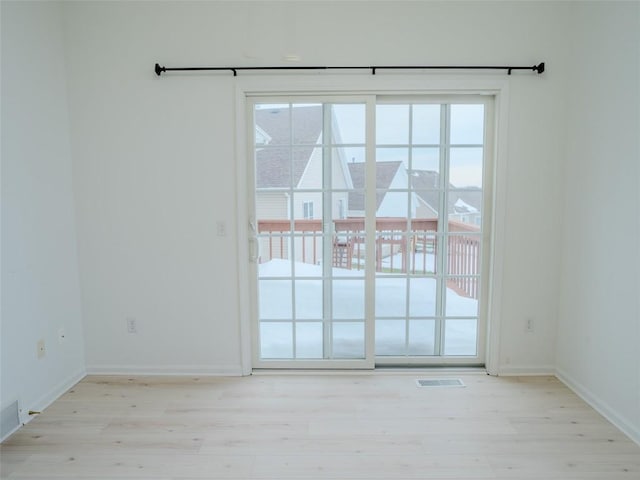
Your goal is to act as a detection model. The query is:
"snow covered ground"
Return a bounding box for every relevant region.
[258,259,478,359]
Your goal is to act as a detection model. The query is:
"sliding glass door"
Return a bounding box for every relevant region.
[373,101,487,365]
[249,95,490,368]
[250,99,374,368]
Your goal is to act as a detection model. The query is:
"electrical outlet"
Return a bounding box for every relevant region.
[37,339,46,359]
[126,318,137,334]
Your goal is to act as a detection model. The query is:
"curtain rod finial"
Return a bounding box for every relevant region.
[535,62,545,74]
[155,63,165,76]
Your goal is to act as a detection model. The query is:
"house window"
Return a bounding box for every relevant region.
[338,199,345,219]
[303,201,314,219]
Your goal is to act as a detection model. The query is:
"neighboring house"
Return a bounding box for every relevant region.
[347,165,482,226]
[410,170,483,226]
[255,105,353,221]
[347,161,421,218]
[254,105,353,262]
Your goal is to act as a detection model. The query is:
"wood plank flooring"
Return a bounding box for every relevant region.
[1,373,639,479]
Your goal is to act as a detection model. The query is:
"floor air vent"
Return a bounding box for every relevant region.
[1,400,20,439]
[416,378,465,388]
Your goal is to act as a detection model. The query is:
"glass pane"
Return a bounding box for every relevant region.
[343,153,366,217]
[256,191,290,223]
[376,147,408,164]
[291,235,323,275]
[375,319,406,356]
[411,195,439,226]
[330,191,349,221]
[332,322,364,358]
[260,322,293,358]
[257,234,291,267]
[259,280,292,319]
[295,280,322,319]
[332,280,364,319]
[292,147,322,189]
[412,105,440,144]
[408,277,437,316]
[376,190,409,219]
[444,319,477,356]
[335,215,365,271]
[448,190,483,228]
[376,148,409,192]
[408,319,435,355]
[407,232,437,274]
[445,278,479,316]
[411,147,439,173]
[376,230,409,274]
[256,146,291,189]
[330,148,355,190]
[376,105,409,145]
[449,147,483,189]
[290,193,323,272]
[450,104,484,145]
[342,146,365,166]
[293,192,322,221]
[295,322,323,358]
[332,236,364,277]
[331,104,365,144]
[446,234,481,278]
[292,104,323,145]
[255,104,290,146]
[375,277,407,317]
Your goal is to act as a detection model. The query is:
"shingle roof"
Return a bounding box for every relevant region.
[347,166,483,215]
[255,106,322,188]
[410,170,482,215]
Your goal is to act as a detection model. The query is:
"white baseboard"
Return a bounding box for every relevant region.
[497,364,555,376]
[85,364,244,376]
[2,368,87,443]
[30,368,87,414]
[555,368,640,447]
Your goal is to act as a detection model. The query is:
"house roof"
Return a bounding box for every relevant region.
[410,170,482,215]
[347,161,403,211]
[348,166,482,215]
[255,106,323,188]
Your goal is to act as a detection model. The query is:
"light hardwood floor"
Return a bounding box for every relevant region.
[1,373,639,479]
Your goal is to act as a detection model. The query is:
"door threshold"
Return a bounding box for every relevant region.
[252,366,487,376]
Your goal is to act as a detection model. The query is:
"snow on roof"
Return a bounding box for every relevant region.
[453,197,479,214]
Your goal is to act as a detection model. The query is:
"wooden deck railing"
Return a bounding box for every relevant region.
[257,217,481,299]
[447,221,481,299]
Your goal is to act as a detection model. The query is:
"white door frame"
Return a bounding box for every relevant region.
[247,95,376,370]
[234,74,510,375]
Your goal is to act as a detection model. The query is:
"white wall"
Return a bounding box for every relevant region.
[62,1,242,374]
[3,0,639,443]
[59,1,570,375]
[1,1,86,436]
[556,2,640,443]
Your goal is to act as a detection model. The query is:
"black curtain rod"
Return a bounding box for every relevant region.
[154,62,545,77]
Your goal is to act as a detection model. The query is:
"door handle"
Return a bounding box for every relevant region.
[249,237,260,263]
